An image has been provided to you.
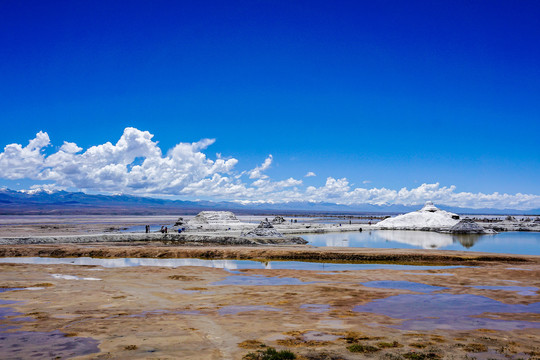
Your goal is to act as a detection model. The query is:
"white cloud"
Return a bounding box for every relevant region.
[0,131,50,179]
[0,128,539,210]
[248,155,273,179]
[305,171,316,177]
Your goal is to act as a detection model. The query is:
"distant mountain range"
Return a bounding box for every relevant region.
[0,189,538,215]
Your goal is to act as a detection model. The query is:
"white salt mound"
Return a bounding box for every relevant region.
[448,218,487,234]
[242,221,284,238]
[188,211,241,225]
[375,201,459,230]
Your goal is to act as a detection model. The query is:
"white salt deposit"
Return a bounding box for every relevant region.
[188,211,241,225]
[375,201,459,230]
[242,220,284,238]
[51,274,102,281]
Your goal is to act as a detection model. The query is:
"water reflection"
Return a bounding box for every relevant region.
[377,231,456,249]
[303,231,540,255]
[0,288,100,359]
[0,257,466,271]
[353,294,540,330]
[212,275,312,286]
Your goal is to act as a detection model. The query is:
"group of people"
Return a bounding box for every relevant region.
[144,225,168,233]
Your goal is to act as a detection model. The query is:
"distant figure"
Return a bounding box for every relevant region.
[145,225,149,233]
[368,221,371,225]
[164,227,168,233]
[349,220,351,225]
[160,226,164,233]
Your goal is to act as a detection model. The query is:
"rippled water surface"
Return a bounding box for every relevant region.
[303,230,540,255]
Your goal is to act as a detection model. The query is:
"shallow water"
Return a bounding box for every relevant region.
[0,257,466,271]
[0,330,100,359]
[0,287,100,358]
[361,280,447,293]
[353,293,540,330]
[303,230,540,255]
[212,275,313,286]
[300,304,331,313]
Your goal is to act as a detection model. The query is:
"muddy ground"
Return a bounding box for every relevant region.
[1,252,539,359]
[0,243,537,266]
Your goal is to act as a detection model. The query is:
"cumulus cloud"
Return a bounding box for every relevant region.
[305,171,316,177]
[0,131,50,179]
[0,128,539,210]
[248,155,273,179]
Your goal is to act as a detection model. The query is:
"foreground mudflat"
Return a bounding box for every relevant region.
[1,252,539,359]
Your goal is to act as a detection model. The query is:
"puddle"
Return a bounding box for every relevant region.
[0,288,24,320]
[300,304,331,313]
[212,275,313,286]
[0,301,23,320]
[465,285,538,296]
[303,331,341,342]
[0,288,24,293]
[174,289,202,294]
[0,287,100,358]
[218,305,282,315]
[51,274,101,281]
[361,281,447,293]
[353,294,540,330]
[0,330,100,359]
[403,272,454,276]
[0,257,467,272]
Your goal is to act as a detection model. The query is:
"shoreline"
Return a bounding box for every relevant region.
[1,244,538,266]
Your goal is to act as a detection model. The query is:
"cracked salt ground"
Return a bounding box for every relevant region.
[361,280,448,293]
[353,294,540,330]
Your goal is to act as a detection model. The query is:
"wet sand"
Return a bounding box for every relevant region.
[1,258,539,359]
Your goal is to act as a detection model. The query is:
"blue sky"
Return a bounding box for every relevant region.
[0,1,539,209]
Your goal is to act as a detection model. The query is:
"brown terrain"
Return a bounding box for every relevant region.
[0,256,539,359]
[0,217,539,359]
